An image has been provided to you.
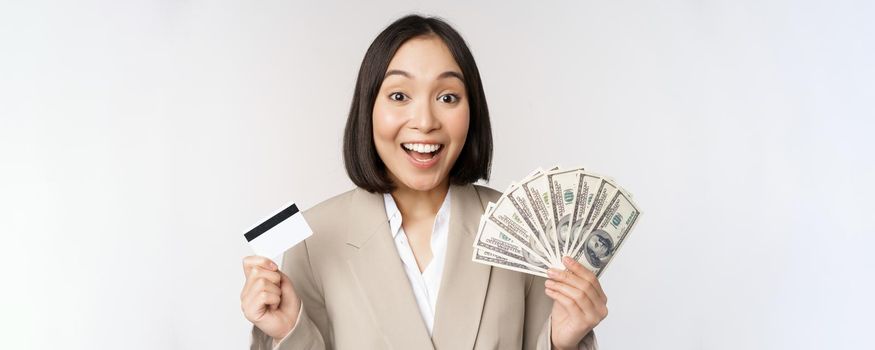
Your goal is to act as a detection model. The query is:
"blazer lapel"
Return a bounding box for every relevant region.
[345,188,435,350]
[431,184,493,349]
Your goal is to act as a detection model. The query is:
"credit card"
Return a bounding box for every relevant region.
[243,201,312,264]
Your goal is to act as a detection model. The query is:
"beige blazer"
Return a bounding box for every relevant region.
[250,184,598,350]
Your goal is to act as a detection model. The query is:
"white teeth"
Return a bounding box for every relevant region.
[402,143,441,153]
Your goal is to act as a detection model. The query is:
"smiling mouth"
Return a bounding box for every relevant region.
[401,142,444,162]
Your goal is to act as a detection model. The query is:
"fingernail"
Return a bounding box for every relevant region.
[547,269,559,278]
[269,262,277,270]
[562,256,572,265]
[545,280,555,287]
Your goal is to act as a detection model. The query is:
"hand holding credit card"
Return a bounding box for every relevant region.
[243,201,313,265]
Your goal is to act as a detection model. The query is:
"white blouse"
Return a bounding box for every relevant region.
[382,188,451,336]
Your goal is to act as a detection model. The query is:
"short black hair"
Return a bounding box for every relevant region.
[343,14,493,193]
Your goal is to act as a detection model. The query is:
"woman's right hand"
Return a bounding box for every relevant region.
[241,256,301,341]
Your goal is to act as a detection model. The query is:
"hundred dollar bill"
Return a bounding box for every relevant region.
[473,165,642,279]
[564,172,606,256]
[546,168,582,257]
[474,203,552,270]
[568,177,619,258]
[503,180,560,265]
[488,183,557,266]
[472,248,549,278]
[573,188,640,277]
[521,170,561,260]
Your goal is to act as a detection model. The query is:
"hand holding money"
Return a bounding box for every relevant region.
[472,166,641,278]
[546,257,608,349]
[471,165,635,348]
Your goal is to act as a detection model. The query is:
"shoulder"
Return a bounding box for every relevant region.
[472,183,501,203]
[301,188,358,225]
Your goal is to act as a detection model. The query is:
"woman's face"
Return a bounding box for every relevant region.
[373,35,470,192]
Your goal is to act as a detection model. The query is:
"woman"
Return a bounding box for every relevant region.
[241,14,607,350]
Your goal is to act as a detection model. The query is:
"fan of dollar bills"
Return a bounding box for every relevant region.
[472,166,641,278]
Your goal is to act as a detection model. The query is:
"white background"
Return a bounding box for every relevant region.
[2,1,873,349]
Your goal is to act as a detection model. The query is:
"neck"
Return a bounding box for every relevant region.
[390,180,450,221]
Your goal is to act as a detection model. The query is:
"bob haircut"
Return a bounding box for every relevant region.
[343,14,493,193]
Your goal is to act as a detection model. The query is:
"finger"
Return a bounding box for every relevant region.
[547,282,608,330]
[562,256,607,301]
[548,266,603,305]
[249,267,282,285]
[242,256,278,276]
[544,287,583,316]
[548,266,587,292]
[241,267,282,300]
[241,272,281,303]
[559,257,607,304]
[255,290,282,309]
[563,256,608,302]
[244,279,282,306]
[550,274,609,321]
[546,279,595,313]
[255,278,282,296]
[242,286,283,319]
[561,256,589,277]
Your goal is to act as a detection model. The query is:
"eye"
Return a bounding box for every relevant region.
[389,92,408,102]
[439,94,459,104]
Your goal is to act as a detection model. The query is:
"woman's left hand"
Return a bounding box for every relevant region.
[545,256,608,350]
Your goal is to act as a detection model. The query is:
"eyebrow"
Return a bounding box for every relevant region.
[383,69,464,82]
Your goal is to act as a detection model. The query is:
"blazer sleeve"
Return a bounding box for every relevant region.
[249,239,331,350]
[524,274,598,350]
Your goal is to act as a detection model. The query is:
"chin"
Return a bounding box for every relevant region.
[397,174,445,192]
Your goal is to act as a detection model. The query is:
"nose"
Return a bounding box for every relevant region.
[409,99,440,133]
